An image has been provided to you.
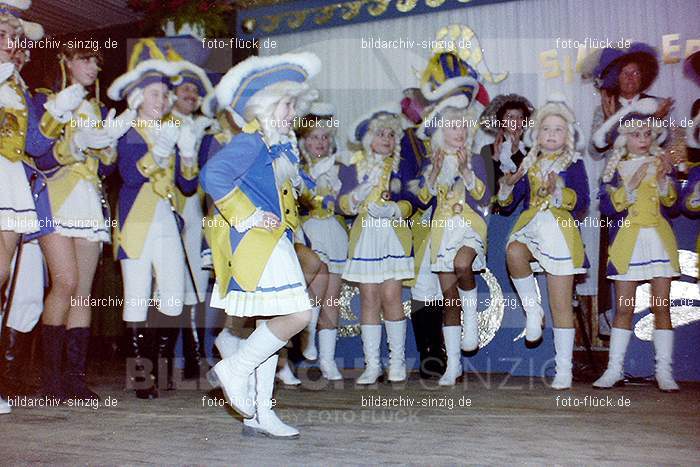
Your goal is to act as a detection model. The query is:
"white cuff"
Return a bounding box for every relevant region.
[234,208,264,233]
[658,176,670,197]
[44,100,71,123]
[497,182,514,202]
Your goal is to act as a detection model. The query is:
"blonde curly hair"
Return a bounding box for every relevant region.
[601,120,665,183]
[519,103,577,177]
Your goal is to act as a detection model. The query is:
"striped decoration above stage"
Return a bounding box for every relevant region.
[236,0,520,38]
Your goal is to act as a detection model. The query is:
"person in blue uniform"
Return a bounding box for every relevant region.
[593,99,681,392]
[337,103,414,385]
[202,52,320,439]
[107,57,198,399]
[498,97,590,390]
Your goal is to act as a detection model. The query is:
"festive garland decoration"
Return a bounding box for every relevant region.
[127,0,234,37]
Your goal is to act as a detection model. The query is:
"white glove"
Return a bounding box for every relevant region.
[498,140,518,174]
[167,91,177,110]
[127,88,144,111]
[73,127,113,152]
[193,115,213,137]
[367,201,401,219]
[152,123,180,167]
[103,107,136,141]
[0,83,23,110]
[497,178,515,202]
[45,84,86,122]
[309,155,335,180]
[463,170,476,191]
[177,122,197,166]
[0,62,15,86]
[352,181,374,206]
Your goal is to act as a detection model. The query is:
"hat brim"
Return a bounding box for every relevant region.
[215,52,321,119]
[348,101,401,145]
[107,59,181,101]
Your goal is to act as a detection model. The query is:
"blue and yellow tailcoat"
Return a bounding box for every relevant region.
[413,153,490,266]
[113,125,198,260]
[35,96,116,236]
[499,154,590,270]
[199,129,302,296]
[599,164,680,276]
[336,151,414,262]
[1,79,66,236]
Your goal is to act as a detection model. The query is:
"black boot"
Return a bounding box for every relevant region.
[125,324,158,399]
[181,306,206,380]
[410,301,447,379]
[154,315,180,392]
[64,328,99,400]
[423,303,447,374]
[40,324,67,400]
[1,326,31,396]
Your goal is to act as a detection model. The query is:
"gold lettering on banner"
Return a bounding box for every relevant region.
[286,10,309,29]
[313,5,337,25]
[540,49,561,79]
[686,40,700,57]
[340,1,363,20]
[395,0,418,12]
[426,0,447,7]
[367,0,390,16]
[662,34,681,64]
[259,15,281,33]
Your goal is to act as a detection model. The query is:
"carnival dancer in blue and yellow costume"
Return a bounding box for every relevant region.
[0,0,53,415]
[498,96,590,390]
[296,101,348,380]
[0,1,93,406]
[202,52,320,440]
[337,103,414,385]
[33,41,136,401]
[107,55,198,399]
[411,72,490,387]
[593,99,682,392]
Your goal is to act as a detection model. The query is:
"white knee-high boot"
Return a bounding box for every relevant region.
[213,322,286,418]
[551,328,575,390]
[215,328,241,359]
[654,329,680,392]
[439,326,463,386]
[511,274,545,345]
[243,354,300,439]
[458,287,479,352]
[208,334,245,388]
[385,319,407,382]
[356,324,382,384]
[275,359,301,386]
[318,328,343,381]
[593,328,631,389]
[302,307,320,361]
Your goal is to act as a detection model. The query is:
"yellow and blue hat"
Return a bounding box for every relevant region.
[421,52,479,103]
[107,39,182,101]
[349,101,402,146]
[0,0,43,40]
[214,52,321,128]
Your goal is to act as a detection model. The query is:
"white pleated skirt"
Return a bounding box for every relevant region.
[210,235,312,317]
[342,217,414,283]
[302,216,348,274]
[0,157,38,233]
[432,216,486,272]
[608,227,679,281]
[508,210,586,276]
[51,178,110,242]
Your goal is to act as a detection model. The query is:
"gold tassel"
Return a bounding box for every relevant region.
[59,55,67,90]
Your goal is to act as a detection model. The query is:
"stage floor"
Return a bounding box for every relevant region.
[2,370,699,465]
